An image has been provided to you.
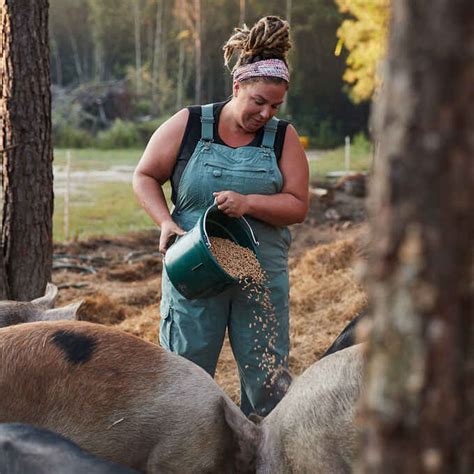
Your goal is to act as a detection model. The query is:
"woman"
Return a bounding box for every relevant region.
[133,16,309,416]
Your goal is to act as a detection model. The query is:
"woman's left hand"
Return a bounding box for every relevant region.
[213,191,249,218]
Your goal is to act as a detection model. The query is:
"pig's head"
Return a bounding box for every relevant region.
[0,283,83,328]
[146,395,261,474]
[221,396,262,473]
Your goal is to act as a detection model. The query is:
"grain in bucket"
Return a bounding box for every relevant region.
[164,204,260,299]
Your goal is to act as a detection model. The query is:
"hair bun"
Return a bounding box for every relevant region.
[223,16,291,73]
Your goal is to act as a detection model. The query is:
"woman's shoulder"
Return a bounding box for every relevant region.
[276,118,290,130]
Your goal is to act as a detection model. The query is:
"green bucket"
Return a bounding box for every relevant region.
[164,204,259,299]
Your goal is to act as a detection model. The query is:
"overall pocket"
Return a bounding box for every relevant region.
[159,307,174,352]
[203,162,278,195]
[203,162,268,178]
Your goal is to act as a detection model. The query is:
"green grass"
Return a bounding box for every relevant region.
[52,145,373,242]
[52,148,172,241]
[54,148,143,170]
[54,180,171,241]
[309,146,373,180]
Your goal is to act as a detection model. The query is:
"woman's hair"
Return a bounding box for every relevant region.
[223,16,291,77]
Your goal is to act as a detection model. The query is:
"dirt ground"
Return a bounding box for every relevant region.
[53,183,369,404]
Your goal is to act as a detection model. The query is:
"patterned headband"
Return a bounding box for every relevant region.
[233,59,290,83]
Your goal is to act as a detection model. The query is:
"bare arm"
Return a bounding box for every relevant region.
[132,109,189,253]
[214,124,310,226]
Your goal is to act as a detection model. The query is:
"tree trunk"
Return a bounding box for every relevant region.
[176,35,186,110]
[193,0,202,104]
[133,0,142,95]
[64,16,83,83]
[50,30,62,86]
[359,0,474,473]
[280,0,292,115]
[0,0,53,300]
[151,0,163,113]
[239,0,245,26]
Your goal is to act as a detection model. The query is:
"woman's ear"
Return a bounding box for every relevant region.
[233,80,240,98]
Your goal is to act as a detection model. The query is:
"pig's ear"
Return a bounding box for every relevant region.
[271,367,293,403]
[31,283,59,309]
[42,300,84,321]
[221,397,260,472]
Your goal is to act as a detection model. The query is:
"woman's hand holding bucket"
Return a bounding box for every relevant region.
[213,191,249,218]
[159,220,185,255]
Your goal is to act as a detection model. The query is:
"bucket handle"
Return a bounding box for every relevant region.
[202,205,213,248]
[203,202,259,248]
[241,215,259,247]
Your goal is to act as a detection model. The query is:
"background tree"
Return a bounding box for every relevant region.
[359,0,474,471]
[48,0,372,147]
[335,0,389,103]
[0,0,53,299]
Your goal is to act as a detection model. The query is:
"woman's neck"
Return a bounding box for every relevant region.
[219,100,256,147]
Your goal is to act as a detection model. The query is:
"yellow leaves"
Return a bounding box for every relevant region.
[177,29,191,41]
[335,0,390,103]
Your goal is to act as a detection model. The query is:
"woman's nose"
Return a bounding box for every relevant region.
[260,106,272,120]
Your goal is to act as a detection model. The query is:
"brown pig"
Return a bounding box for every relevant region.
[0,320,258,473]
[0,283,82,328]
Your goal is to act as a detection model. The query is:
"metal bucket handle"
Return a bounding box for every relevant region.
[202,202,259,248]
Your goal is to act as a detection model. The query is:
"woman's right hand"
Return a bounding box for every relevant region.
[159,220,186,255]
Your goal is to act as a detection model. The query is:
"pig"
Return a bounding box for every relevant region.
[322,308,368,358]
[0,320,259,473]
[0,423,138,474]
[255,344,365,473]
[0,283,82,328]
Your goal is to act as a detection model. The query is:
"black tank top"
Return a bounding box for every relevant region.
[170,101,290,204]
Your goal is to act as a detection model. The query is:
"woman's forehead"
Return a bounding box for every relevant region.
[243,81,287,100]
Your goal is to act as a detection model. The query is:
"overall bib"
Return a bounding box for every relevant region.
[160,104,291,416]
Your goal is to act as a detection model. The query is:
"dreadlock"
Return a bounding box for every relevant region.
[223,16,291,74]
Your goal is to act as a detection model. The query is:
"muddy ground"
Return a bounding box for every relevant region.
[53,184,369,404]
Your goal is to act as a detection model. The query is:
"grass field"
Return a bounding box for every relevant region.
[308,146,373,180]
[54,148,143,169]
[53,146,371,242]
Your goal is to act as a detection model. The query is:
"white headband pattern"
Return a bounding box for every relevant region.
[233,59,289,83]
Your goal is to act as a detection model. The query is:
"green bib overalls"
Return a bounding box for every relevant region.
[160,104,291,416]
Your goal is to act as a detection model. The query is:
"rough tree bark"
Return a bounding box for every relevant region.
[359,0,474,472]
[0,0,53,300]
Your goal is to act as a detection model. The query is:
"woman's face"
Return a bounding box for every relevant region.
[232,80,287,132]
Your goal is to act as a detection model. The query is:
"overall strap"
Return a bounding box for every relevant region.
[261,117,279,150]
[201,104,214,141]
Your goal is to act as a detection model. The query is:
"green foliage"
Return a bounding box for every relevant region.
[135,117,170,143]
[312,119,344,150]
[52,96,96,148]
[96,120,141,149]
[93,118,169,149]
[352,131,372,154]
[50,0,370,144]
[53,125,95,149]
